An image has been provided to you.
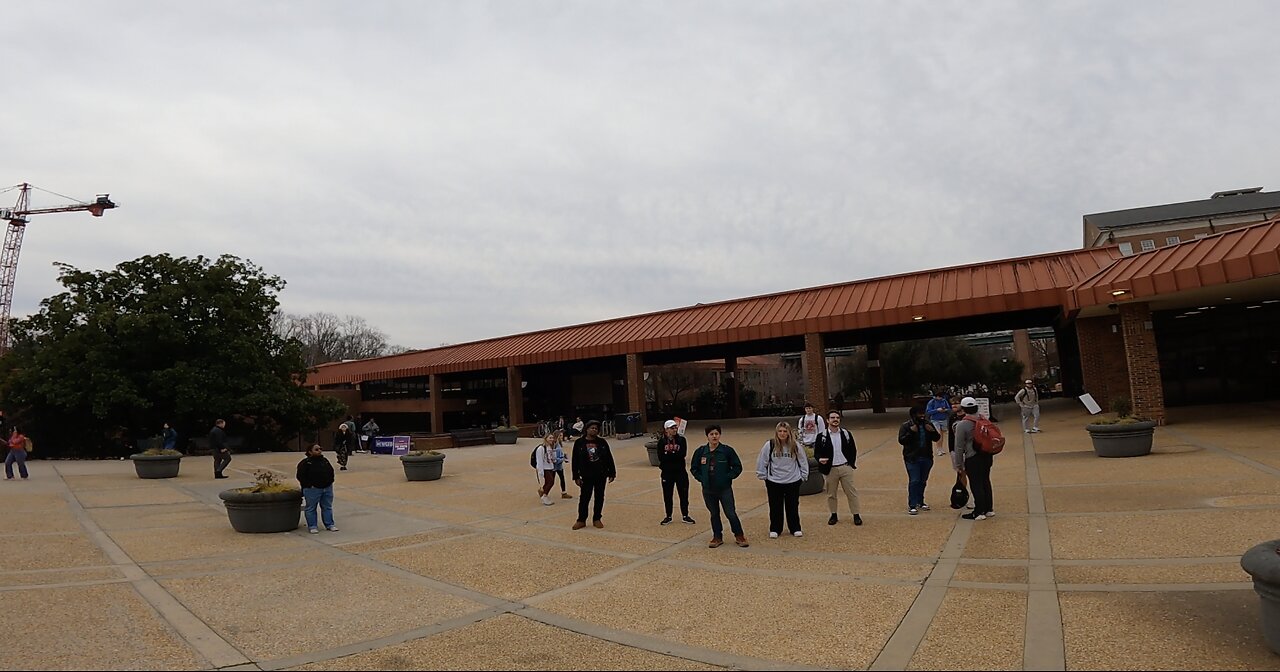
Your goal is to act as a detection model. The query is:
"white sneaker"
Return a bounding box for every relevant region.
[908,508,919,515]
[541,496,553,506]
[1032,428,1041,433]
[326,525,339,532]
[1024,429,1032,434]
[768,531,779,539]
[309,528,319,534]
[792,531,803,537]
[920,503,931,511]
[985,511,995,517]
[976,514,987,521]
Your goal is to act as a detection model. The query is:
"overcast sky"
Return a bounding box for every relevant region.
[4,1,1277,349]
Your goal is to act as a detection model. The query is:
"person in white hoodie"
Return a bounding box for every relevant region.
[796,401,826,452]
[534,433,559,506]
[756,421,810,539]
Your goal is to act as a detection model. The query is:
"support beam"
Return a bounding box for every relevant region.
[506,366,524,426]
[725,356,740,419]
[625,353,646,426]
[803,333,829,412]
[1119,303,1166,425]
[1012,328,1034,381]
[429,374,444,434]
[867,342,886,414]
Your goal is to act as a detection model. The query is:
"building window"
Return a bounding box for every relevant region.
[1165,235,1180,246]
[1140,239,1156,252]
[1118,242,1134,256]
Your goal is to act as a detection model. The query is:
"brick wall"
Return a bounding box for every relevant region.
[803,333,829,410]
[1076,316,1128,412]
[1119,303,1167,425]
[625,353,646,425]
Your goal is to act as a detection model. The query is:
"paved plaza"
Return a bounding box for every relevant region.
[3,399,1280,670]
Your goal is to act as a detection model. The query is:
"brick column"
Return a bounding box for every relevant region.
[429,374,444,434]
[1119,303,1166,425]
[506,366,524,426]
[1075,316,1129,413]
[803,333,829,411]
[1012,328,1034,381]
[725,356,740,419]
[625,353,646,426]
[868,342,886,414]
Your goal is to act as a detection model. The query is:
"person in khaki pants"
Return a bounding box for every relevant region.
[814,411,863,526]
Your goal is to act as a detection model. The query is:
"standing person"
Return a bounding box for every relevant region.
[571,420,616,529]
[690,424,749,548]
[755,421,809,538]
[898,407,940,515]
[551,430,571,499]
[162,422,178,451]
[925,390,951,456]
[0,411,11,458]
[333,424,354,471]
[948,398,971,495]
[361,416,381,453]
[954,396,995,520]
[534,433,559,506]
[796,402,826,454]
[1015,380,1041,434]
[657,420,696,526]
[210,419,231,479]
[297,444,338,533]
[4,427,28,480]
[815,411,862,526]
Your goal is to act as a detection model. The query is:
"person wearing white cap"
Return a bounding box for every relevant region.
[953,397,995,520]
[657,420,695,525]
[1014,380,1041,434]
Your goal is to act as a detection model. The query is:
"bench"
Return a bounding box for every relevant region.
[449,429,493,448]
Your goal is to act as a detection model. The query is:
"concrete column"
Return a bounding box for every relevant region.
[625,353,646,425]
[506,366,524,426]
[1119,303,1166,425]
[803,333,829,412]
[725,356,740,419]
[868,342,886,414]
[1012,328,1034,381]
[429,374,444,434]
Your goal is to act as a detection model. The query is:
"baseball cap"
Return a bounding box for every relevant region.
[663,420,677,429]
[585,419,601,428]
[960,396,979,408]
[1025,379,1034,384]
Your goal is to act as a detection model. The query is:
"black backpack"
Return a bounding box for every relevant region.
[530,447,538,469]
[950,475,970,509]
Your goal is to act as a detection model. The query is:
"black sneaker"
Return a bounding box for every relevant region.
[961,512,979,520]
[660,517,672,526]
[682,516,696,525]
[853,514,863,526]
[828,514,838,526]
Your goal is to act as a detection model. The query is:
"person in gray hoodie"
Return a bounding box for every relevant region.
[953,396,994,520]
[755,421,810,539]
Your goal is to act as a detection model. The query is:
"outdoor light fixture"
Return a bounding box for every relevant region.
[1110,289,1130,296]
[912,315,925,321]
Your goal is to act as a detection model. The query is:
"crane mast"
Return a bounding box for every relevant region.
[0,183,116,353]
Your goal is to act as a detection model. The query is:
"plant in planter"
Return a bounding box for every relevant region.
[799,445,825,496]
[401,450,446,481]
[492,425,520,444]
[1085,396,1156,458]
[218,469,302,533]
[1241,540,1280,654]
[645,431,662,467]
[129,438,184,479]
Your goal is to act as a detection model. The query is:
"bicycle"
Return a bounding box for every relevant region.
[533,420,550,438]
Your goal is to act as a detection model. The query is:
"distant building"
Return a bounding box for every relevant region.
[1083,187,1280,255]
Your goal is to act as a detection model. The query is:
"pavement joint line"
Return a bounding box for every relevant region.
[654,557,925,587]
[1057,582,1253,592]
[0,577,134,592]
[339,530,487,555]
[50,463,255,670]
[1163,427,1280,479]
[1022,430,1067,672]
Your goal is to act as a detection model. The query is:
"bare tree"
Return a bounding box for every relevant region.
[273,311,410,367]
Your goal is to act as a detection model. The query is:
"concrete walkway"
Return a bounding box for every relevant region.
[2,399,1278,670]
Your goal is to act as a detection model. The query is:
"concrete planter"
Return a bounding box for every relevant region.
[1086,421,1156,457]
[800,458,826,496]
[645,440,661,467]
[493,429,519,445]
[401,453,446,481]
[218,489,302,533]
[1241,540,1280,654]
[129,453,182,479]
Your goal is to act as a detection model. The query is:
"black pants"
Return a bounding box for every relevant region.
[336,443,350,467]
[555,469,566,491]
[765,479,802,534]
[577,477,607,521]
[214,449,232,476]
[964,452,994,515]
[661,471,690,518]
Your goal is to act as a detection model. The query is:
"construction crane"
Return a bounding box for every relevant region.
[0,183,116,352]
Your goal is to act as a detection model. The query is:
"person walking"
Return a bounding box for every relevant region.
[297,444,338,533]
[898,406,941,515]
[210,419,232,479]
[162,422,178,451]
[954,396,995,520]
[815,411,862,526]
[1015,380,1041,434]
[755,421,809,538]
[551,430,571,499]
[4,427,29,480]
[571,420,616,529]
[361,417,381,452]
[690,424,748,548]
[796,401,826,454]
[657,420,696,526]
[925,390,951,456]
[535,433,559,506]
[333,424,355,471]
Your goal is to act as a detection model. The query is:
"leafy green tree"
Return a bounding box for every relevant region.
[0,254,345,457]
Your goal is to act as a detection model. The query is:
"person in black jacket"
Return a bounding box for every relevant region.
[814,411,862,526]
[210,419,231,479]
[656,420,695,526]
[571,420,616,529]
[898,406,941,515]
[297,444,338,533]
[333,424,355,471]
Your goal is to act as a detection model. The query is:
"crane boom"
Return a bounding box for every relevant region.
[0,183,117,353]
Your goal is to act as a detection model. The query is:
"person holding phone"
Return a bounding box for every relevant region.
[898,406,941,515]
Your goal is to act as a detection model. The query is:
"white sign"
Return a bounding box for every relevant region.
[673,416,688,437]
[1079,393,1102,415]
[975,397,990,419]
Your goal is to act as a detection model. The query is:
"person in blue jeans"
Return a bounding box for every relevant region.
[690,425,749,548]
[162,422,178,451]
[296,444,338,533]
[898,406,941,516]
[925,390,951,457]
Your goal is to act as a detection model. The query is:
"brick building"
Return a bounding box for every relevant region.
[1084,187,1280,256]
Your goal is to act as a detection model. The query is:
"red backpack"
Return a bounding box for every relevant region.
[971,415,1005,455]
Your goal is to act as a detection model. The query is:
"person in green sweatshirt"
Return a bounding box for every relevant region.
[690,424,748,549]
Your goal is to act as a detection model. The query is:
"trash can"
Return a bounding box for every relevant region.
[614,412,643,438]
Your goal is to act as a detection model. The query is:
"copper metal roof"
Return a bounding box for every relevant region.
[1071,217,1280,309]
[307,247,1120,386]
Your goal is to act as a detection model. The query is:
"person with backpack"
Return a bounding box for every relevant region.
[897,406,941,515]
[1014,380,1041,434]
[815,410,862,526]
[657,420,695,526]
[925,390,951,456]
[796,401,826,453]
[953,396,1001,520]
[690,424,748,548]
[571,420,616,529]
[534,433,559,506]
[755,421,809,538]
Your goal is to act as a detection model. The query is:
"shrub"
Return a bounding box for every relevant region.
[235,469,300,494]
